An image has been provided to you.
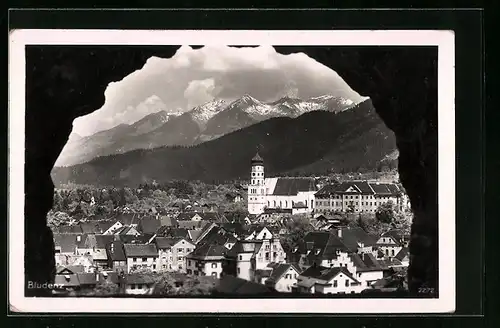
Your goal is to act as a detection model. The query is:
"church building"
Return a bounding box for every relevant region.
[247,153,318,215]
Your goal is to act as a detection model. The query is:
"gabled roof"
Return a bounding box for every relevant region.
[176,212,202,221]
[96,220,117,232]
[117,234,153,244]
[54,273,80,287]
[138,216,161,234]
[395,247,409,261]
[123,244,159,258]
[113,213,140,226]
[160,216,178,227]
[188,242,227,259]
[272,178,317,196]
[53,233,82,253]
[300,265,359,284]
[156,227,189,239]
[56,265,85,274]
[83,234,112,250]
[266,263,300,283]
[381,229,410,242]
[106,241,126,262]
[226,240,263,257]
[338,227,378,251]
[349,253,384,272]
[377,257,404,270]
[188,229,203,242]
[370,183,401,196]
[155,237,185,250]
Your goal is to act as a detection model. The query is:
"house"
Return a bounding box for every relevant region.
[80,234,114,269]
[176,213,203,221]
[349,253,385,288]
[296,265,363,295]
[185,243,228,278]
[54,266,83,292]
[137,216,161,234]
[155,237,195,272]
[376,230,406,258]
[224,237,287,281]
[259,263,301,293]
[123,273,155,295]
[70,253,95,273]
[315,181,406,214]
[123,244,159,273]
[106,240,127,273]
[53,233,87,263]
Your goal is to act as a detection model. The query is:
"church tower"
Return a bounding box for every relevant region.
[248,153,267,215]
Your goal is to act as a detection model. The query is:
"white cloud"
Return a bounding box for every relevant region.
[72,45,362,137]
[183,78,217,109]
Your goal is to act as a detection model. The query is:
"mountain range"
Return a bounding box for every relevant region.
[55,94,362,167]
[51,98,398,187]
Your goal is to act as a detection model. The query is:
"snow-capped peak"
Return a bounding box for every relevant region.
[190,99,228,127]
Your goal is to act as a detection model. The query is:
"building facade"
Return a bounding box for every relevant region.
[315,181,407,214]
[247,153,318,215]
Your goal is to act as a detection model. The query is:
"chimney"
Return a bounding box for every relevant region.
[77,235,81,242]
[337,229,342,238]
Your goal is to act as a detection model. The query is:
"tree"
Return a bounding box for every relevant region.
[47,211,72,229]
[391,211,412,234]
[94,280,120,296]
[376,201,395,224]
[281,214,314,251]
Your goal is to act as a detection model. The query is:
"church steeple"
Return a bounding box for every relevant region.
[251,152,264,165]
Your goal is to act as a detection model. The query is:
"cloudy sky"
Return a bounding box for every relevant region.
[72,45,363,137]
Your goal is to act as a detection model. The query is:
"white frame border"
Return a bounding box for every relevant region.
[8,29,455,314]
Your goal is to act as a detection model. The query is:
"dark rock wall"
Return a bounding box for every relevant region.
[24,46,437,297]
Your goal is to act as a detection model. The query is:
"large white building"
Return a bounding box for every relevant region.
[247,153,318,215]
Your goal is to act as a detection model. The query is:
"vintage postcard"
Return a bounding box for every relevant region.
[8,29,455,313]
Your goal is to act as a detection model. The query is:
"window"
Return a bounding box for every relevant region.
[333,280,338,287]
[152,264,156,270]
[212,272,218,278]
[194,270,199,276]
[345,279,349,287]
[188,260,192,266]
[391,249,395,256]
[265,252,270,261]
[138,284,143,289]
[178,248,184,253]
[131,285,136,290]
[142,257,147,262]
[366,281,370,286]
[286,274,291,279]
[187,269,192,274]
[211,263,217,268]
[239,255,243,261]
[385,249,389,255]
[237,268,241,274]
[133,257,137,262]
